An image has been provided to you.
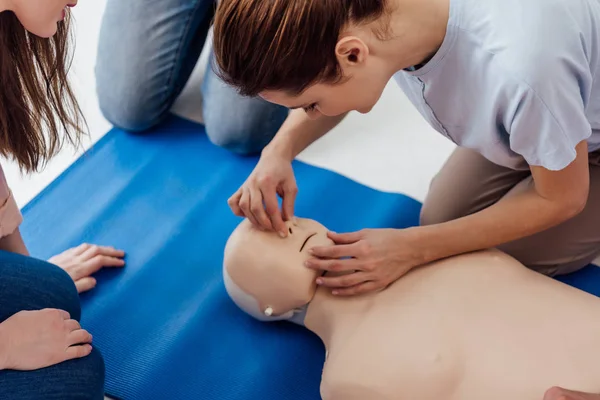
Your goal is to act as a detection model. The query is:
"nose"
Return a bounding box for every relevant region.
[284,218,299,235]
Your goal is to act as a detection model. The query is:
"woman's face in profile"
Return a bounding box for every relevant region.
[10,0,77,38]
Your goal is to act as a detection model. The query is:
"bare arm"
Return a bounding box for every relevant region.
[0,228,28,256]
[264,109,348,161]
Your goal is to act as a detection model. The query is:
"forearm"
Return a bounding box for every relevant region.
[418,186,581,263]
[0,228,29,256]
[264,109,347,161]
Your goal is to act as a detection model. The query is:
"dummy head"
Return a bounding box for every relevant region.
[223,217,333,324]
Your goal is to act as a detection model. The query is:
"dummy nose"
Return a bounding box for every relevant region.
[284,218,299,235]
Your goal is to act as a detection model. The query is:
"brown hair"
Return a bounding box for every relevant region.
[0,10,85,173]
[213,0,387,97]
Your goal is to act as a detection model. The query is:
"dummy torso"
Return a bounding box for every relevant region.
[223,219,600,400]
[305,250,600,400]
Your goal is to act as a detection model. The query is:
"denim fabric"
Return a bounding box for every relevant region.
[0,251,104,399]
[95,0,288,155]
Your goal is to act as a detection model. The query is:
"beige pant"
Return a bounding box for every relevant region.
[420,148,600,276]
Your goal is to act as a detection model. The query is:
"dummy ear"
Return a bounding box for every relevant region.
[335,36,369,67]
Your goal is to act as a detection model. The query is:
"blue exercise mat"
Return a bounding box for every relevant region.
[20,115,600,399]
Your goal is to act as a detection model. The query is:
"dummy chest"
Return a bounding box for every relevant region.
[318,299,464,400]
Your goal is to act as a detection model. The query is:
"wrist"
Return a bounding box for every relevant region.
[262,139,294,163]
[408,225,447,265]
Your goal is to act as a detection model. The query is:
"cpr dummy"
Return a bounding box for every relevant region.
[223,217,600,400]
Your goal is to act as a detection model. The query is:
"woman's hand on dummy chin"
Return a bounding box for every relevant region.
[228,151,298,237]
[48,243,125,293]
[305,228,426,296]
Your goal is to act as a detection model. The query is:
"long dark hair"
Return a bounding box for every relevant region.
[0,10,85,173]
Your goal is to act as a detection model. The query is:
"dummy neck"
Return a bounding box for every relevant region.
[303,283,372,348]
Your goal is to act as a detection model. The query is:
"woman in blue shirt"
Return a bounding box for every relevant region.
[212,1,600,397]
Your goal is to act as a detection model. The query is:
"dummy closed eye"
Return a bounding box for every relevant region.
[300,233,316,252]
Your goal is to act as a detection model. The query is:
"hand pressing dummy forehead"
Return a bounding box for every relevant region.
[223,217,600,400]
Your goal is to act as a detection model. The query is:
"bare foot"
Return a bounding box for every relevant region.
[544,387,600,400]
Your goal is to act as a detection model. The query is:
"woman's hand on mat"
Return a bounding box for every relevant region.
[305,228,426,296]
[228,151,297,237]
[543,386,600,400]
[48,243,126,293]
[0,308,93,371]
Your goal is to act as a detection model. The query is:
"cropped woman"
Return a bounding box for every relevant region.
[0,1,124,398]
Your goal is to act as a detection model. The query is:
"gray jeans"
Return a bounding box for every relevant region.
[95,0,288,155]
[421,147,600,276]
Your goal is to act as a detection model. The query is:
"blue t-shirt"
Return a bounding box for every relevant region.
[394,0,600,171]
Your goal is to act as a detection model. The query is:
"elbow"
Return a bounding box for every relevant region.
[561,191,588,220]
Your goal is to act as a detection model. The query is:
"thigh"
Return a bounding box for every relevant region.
[498,160,600,276]
[0,347,105,400]
[420,147,530,225]
[96,0,215,131]
[0,251,80,322]
[201,53,289,155]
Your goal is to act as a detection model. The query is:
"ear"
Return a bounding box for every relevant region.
[335,36,369,68]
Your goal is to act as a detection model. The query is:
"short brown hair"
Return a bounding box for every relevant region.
[212,0,387,97]
[0,10,85,173]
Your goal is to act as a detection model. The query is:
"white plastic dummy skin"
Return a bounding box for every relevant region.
[223,218,600,400]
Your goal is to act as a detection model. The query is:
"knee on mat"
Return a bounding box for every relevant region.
[97,86,163,133]
[203,103,285,156]
[204,117,271,155]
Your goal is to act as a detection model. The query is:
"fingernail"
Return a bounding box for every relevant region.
[279,231,286,238]
[316,278,323,285]
[332,290,338,295]
[304,261,312,268]
[308,248,314,255]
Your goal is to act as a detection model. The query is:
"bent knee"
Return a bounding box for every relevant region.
[66,347,105,399]
[203,100,286,155]
[204,119,273,155]
[97,89,163,133]
[0,347,106,399]
[0,253,81,321]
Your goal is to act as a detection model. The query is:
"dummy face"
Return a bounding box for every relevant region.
[7,0,76,38]
[223,217,333,321]
[260,36,391,118]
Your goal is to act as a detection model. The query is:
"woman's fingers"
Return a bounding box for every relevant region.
[261,185,286,237]
[238,188,260,227]
[228,189,244,217]
[67,329,93,346]
[80,244,125,260]
[74,277,97,293]
[248,186,272,231]
[64,319,81,332]
[64,344,93,361]
[70,255,124,282]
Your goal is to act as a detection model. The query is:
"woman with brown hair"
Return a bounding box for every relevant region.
[0,1,125,398]
[212,1,600,398]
